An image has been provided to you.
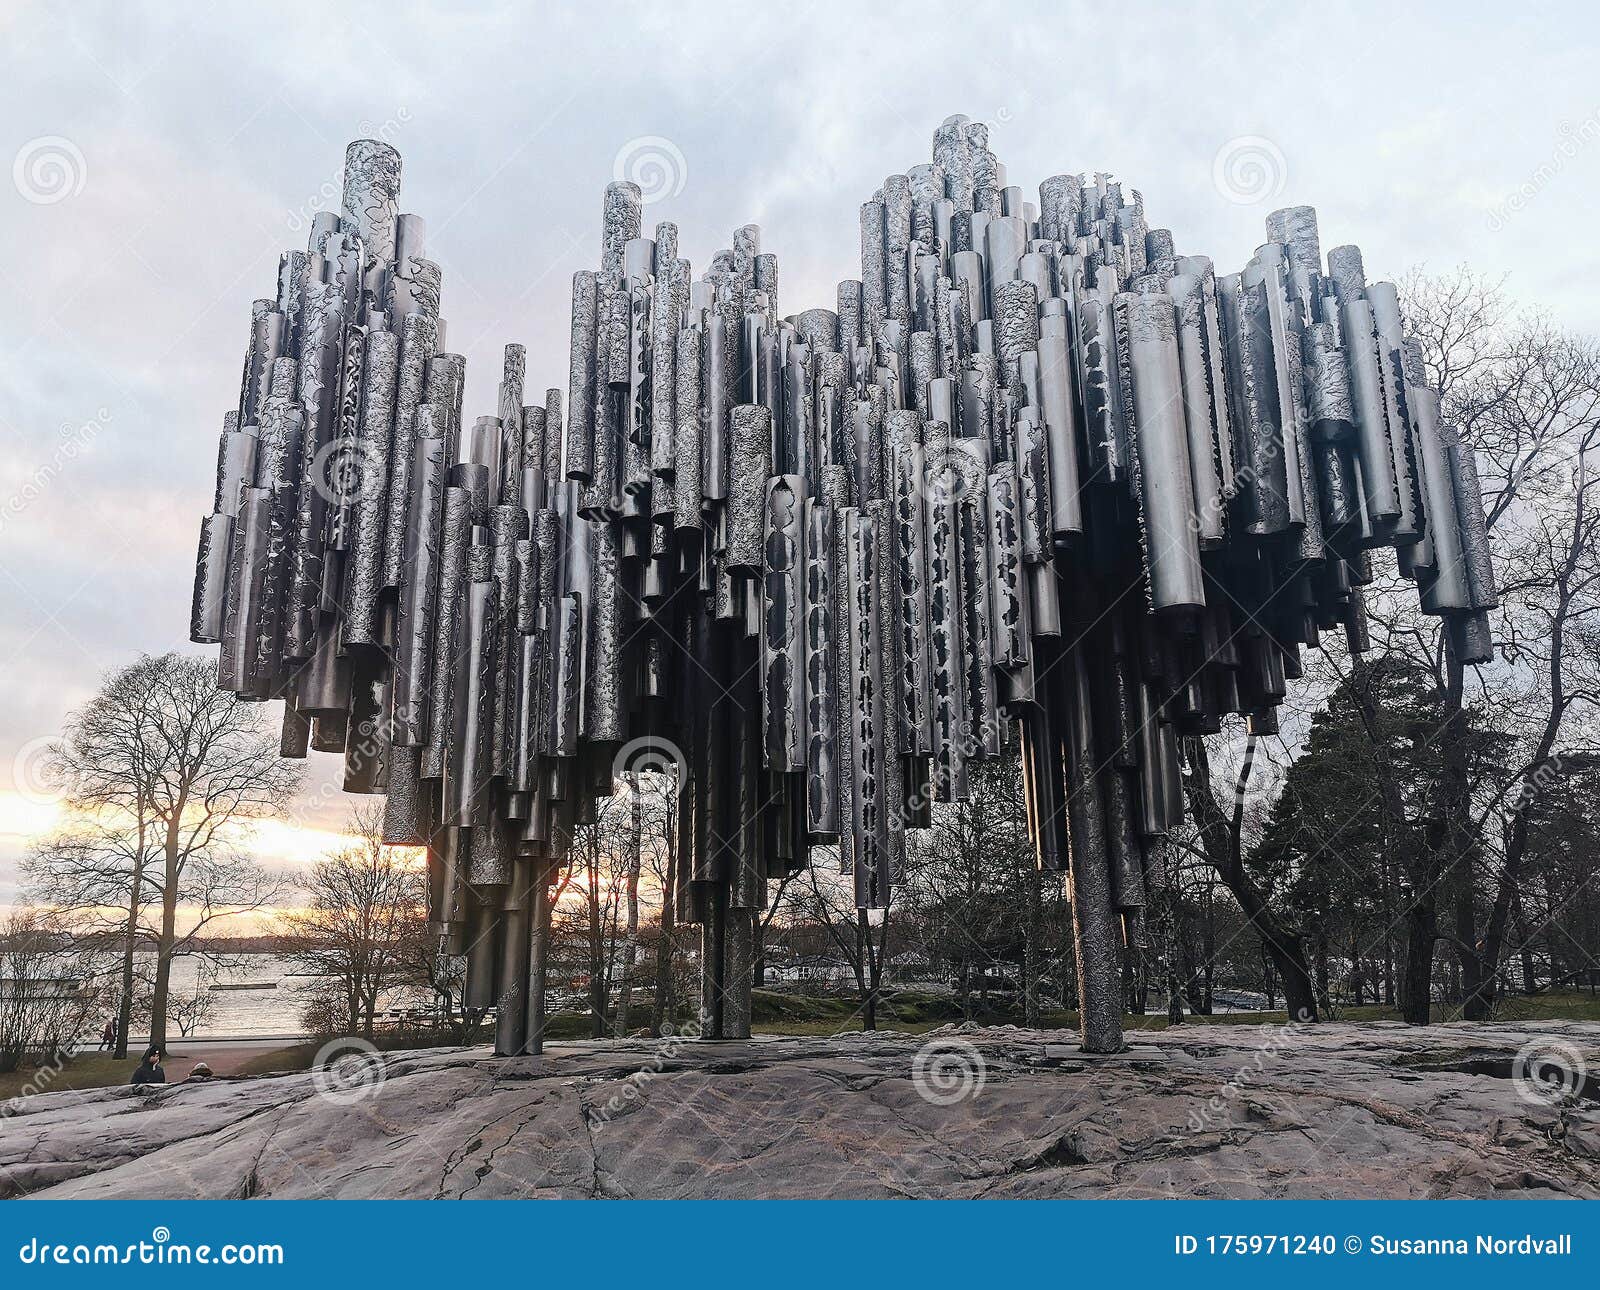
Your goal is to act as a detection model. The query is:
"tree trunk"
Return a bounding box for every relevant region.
[587,854,607,1039]
[1122,942,1140,1015]
[1023,867,1042,1027]
[1381,846,1397,1005]
[1468,743,1559,1017]
[651,801,679,1037]
[1514,892,1537,994]
[148,844,181,1051]
[115,859,142,1060]
[651,912,676,1036]
[1424,647,1480,1021]
[616,778,642,1037]
[856,909,878,1031]
[1349,652,1428,1020]
[149,947,172,1051]
[1313,926,1331,1016]
[1455,859,1489,1020]
[588,970,607,1038]
[1182,738,1319,1022]
[1401,895,1437,1024]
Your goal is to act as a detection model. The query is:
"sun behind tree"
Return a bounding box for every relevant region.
[25,652,299,1057]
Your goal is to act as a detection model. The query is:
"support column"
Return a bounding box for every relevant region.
[1064,640,1126,1053]
[700,883,727,1037]
[493,865,531,1056]
[463,891,498,1013]
[698,886,755,1040]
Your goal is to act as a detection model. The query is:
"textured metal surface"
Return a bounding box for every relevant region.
[340,139,401,266]
[193,123,1497,1056]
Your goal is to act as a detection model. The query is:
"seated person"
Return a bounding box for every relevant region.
[130,1047,166,1085]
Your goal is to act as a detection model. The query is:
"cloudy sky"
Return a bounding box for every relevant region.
[1,0,1595,909]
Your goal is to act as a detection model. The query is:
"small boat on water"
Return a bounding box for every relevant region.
[213,981,278,991]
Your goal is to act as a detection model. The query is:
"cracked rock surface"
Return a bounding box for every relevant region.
[4,1020,1597,1199]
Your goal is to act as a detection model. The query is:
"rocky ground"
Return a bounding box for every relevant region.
[3,1020,1596,1199]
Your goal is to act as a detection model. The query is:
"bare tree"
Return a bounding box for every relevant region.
[24,653,298,1054]
[561,794,632,1037]
[646,778,681,1035]
[627,774,706,1037]
[0,910,105,1073]
[279,804,428,1038]
[1448,324,1600,1016]
[166,968,217,1039]
[785,854,894,1030]
[754,869,799,988]
[1182,733,1321,1022]
[901,756,1033,1020]
[1381,272,1600,1019]
[614,774,644,1035]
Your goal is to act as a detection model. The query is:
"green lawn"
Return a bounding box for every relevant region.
[747,989,1600,1036]
[1450,990,1600,1023]
[0,1054,132,1104]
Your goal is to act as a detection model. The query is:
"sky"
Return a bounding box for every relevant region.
[2,0,1597,911]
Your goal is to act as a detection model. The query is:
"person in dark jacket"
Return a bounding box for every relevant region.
[130,1046,166,1086]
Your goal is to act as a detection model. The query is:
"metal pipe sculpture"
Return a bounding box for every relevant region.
[191,119,1497,1055]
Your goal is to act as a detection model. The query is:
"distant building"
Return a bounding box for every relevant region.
[766,955,852,984]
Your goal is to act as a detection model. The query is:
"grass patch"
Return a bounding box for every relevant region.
[233,1043,320,1078]
[15,991,1596,1095]
[0,1054,135,1103]
[746,990,1080,1036]
[233,1025,495,1079]
[1462,991,1600,1023]
[544,1012,601,1040]
[751,990,863,1023]
[751,990,1600,1036]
